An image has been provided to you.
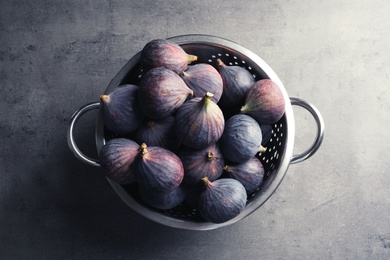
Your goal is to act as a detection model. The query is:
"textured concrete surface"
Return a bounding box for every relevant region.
[1,0,390,259]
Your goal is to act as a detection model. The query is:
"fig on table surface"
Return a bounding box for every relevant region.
[219,114,264,164]
[224,157,265,194]
[100,84,144,135]
[138,185,186,210]
[135,115,176,150]
[198,177,247,223]
[216,58,255,112]
[178,143,225,186]
[241,79,285,125]
[99,138,140,184]
[181,63,223,103]
[174,92,225,149]
[133,143,184,193]
[140,39,198,74]
[138,67,193,119]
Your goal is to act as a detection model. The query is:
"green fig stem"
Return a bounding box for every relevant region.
[187,54,198,63]
[240,104,249,113]
[201,177,213,188]
[203,92,214,106]
[207,152,214,161]
[216,58,224,67]
[258,145,267,153]
[140,143,148,155]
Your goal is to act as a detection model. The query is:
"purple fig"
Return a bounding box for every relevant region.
[174,92,225,149]
[135,115,175,149]
[198,177,247,223]
[140,39,198,74]
[139,67,193,119]
[219,114,264,164]
[217,59,255,112]
[134,143,184,193]
[241,79,285,125]
[224,157,265,194]
[99,138,139,184]
[138,185,186,210]
[100,84,144,134]
[179,143,225,186]
[181,63,223,103]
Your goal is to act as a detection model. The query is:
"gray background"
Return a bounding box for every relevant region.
[1,0,390,259]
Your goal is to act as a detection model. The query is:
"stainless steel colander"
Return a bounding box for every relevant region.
[67,34,324,230]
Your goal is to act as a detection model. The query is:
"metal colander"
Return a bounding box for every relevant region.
[67,34,324,231]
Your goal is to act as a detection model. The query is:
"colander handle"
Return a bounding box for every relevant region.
[290,97,325,164]
[67,102,101,167]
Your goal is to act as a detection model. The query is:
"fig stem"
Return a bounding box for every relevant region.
[216,58,224,66]
[201,177,213,188]
[258,145,267,153]
[100,94,110,103]
[207,152,214,161]
[140,143,148,155]
[187,54,198,63]
[223,165,230,172]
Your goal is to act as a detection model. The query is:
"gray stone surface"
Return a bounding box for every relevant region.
[1,0,390,259]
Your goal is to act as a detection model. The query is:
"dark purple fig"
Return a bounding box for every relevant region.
[179,143,225,186]
[174,92,225,149]
[139,67,193,119]
[260,124,273,146]
[241,79,286,125]
[224,157,265,194]
[140,39,198,74]
[198,177,247,223]
[138,185,186,210]
[181,63,223,103]
[216,59,255,112]
[134,143,184,193]
[135,115,175,149]
[99,138,139,184]
[219,114,264,164]
[100,84,144,134]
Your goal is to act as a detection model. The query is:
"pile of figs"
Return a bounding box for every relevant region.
[99,39,285,224]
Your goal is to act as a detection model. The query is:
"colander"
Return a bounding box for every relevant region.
[67,34,324,231]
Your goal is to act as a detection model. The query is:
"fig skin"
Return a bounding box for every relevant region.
[100,84,145,135]
[140,39,198,74]
[139,67,193,119]
[174,92,225,149]
[198,177,247,223]
[224,157,265,194]
[134,143,184,193]
[138,185,186,210]
[181,63,223,103]
[99,138,139,184]
[216,59,255,112]
[135,115,175,150]
[219,114,263,164]
[241,79,286,125]
[178,143,225,186]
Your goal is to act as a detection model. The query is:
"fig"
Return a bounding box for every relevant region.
[138,185,186,210]
[140,39,198,74]
[241,79,285,125]
[100,84,144,134]
[181,63,223,103]
[135,115,175,149]
[198,177,247,223]
[134,143,184,193]
[139,67,193,119]
[224,157,265,194]
[179,143,225,186]
[260,124,273,146]
[174,92,225,149]
[219,114,264,164]
[99,138,139,184]
[216,59,255,112]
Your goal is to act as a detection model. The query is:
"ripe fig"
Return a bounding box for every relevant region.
[174,92,225,149]
[134,143,184,193]
[216,59,255,112]
[140,39,198,74]
[139,67,193,119]
[135,115,175,150]
[224,157,265,194]
[99,138,139,184]
[179,143,225,186]
[198,177,247,223]
[241,79,285,125]
[219,114,263,164]
[138,185,186,210]
[181,63,223,103]
[100,84,144,134]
